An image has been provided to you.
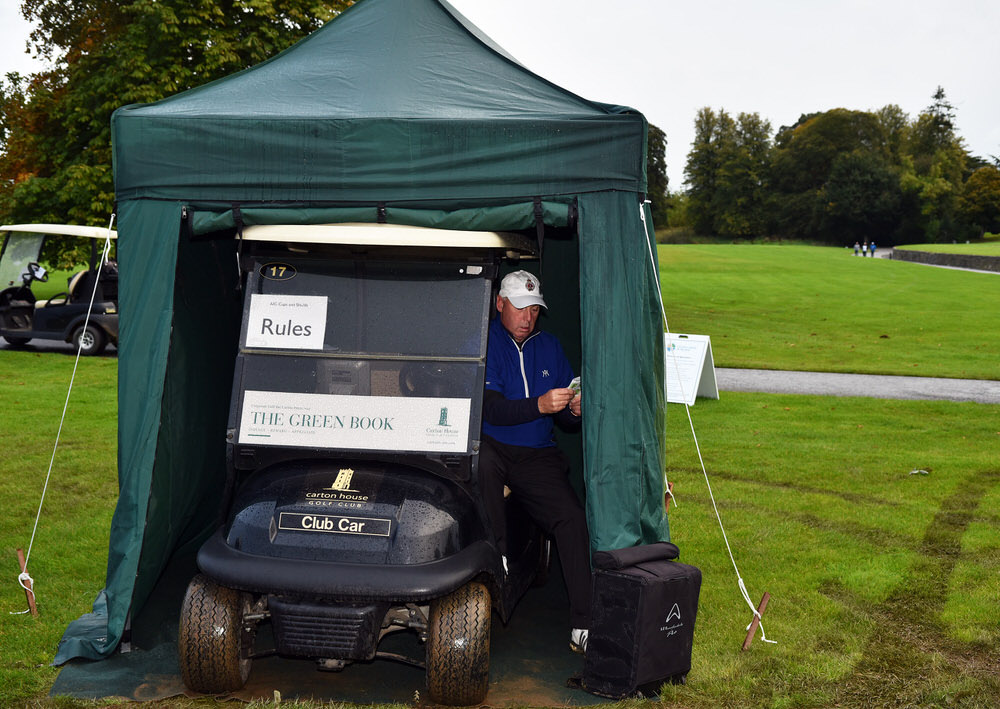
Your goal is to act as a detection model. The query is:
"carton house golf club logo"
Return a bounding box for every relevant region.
[303,468,370,509]
[660,603,684,636]
[424,406,461,443]
[327,468,359,493]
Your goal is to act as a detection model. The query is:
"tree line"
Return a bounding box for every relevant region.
[2,3,997,249]
[646,88,1000,245]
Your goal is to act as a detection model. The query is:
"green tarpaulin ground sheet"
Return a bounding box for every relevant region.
[52,553,610,706]
[55,0,669,671]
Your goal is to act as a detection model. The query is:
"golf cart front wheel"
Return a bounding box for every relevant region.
[426,581,491,705]
[73,324,106,356]
[178,574,254,694]
[2,335,31,346]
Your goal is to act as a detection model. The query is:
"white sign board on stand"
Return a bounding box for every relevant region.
[664,333,719,405]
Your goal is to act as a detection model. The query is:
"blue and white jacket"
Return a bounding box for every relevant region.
[482,316,577,448]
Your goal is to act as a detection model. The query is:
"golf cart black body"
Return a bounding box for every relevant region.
[180,225,545,704]
[0,224,118,355]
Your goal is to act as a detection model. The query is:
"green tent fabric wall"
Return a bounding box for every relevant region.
[56,0,668,663]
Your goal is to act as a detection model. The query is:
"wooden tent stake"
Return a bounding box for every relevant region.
[741,592,770,650]
[16,548,38,617]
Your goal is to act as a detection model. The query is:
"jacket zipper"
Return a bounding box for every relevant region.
[510,331,540,398]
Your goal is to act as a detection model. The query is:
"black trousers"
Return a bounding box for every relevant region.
[479,435,592,629]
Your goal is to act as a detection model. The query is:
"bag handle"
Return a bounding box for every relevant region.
[592,541,680,570]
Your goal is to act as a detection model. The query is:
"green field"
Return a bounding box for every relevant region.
[662,392,999,707]
[894,242,1000,257]
[0,352,118,706]
[2,244,999,707]
[658,244,1000,379]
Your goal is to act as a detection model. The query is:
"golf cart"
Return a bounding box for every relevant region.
[0,224,118,355]
[179,224,550,705]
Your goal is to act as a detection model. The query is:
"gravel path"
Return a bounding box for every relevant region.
[717,368,1000,404]
[5,337,997,404]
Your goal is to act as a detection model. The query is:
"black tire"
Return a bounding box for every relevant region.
[2,335,31,346]
[73,324,106,356]
[426,581,491,705]
[178,574,254,694]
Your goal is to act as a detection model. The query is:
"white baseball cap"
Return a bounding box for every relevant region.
[499,270,547,309]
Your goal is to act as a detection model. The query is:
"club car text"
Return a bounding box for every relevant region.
[278,512,391,537]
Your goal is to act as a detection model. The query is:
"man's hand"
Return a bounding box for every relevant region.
[537,387,575,414]
[569,394,581,417]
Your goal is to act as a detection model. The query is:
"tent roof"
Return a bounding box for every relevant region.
[130,0,609,120]
[111,0,647,203]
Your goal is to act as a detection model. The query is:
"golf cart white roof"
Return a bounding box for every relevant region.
[0,224,117,239]
[241,223,535,254]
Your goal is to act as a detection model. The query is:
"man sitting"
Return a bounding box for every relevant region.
[479,270,591,654]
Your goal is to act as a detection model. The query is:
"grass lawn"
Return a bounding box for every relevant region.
[660,392,1000,707]
[658,244,1000,379]
[0,352,118,706]
[5,356,998,707]
[3,243,999,707]
[894,242,1000,257]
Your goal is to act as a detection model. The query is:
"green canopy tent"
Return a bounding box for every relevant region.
[56,0,667,663]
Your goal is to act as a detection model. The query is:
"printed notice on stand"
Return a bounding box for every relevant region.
[664,333,719,405]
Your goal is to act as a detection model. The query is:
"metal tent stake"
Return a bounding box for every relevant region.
[16,549,38,617]
[741,592,770,650]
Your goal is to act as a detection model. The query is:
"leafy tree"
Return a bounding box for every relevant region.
[906,86,957,166]
[711,112,771,237]
[873,104,908,160]
[769,108,888,241]
[684,107,726,235]
[957,166,1000,235]
[665,191,691,229]
[897,87,968,242]
[1,0,353,231]
[645,123,669,226]
[818,149,901,244]
[682,108,773,238]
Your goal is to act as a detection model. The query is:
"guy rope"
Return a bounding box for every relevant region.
[639,201,775,649]
[12,215,116,617]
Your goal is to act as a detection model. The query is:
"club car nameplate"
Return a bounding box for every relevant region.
[239,390,471,452]
[278,512,391,537]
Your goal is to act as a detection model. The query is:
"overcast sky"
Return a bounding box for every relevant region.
[3,0,998,188]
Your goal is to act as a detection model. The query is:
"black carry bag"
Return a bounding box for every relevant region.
[581,542,701,699]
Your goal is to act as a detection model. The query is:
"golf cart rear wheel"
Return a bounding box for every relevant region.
[178,574,254,693]
[426,581,491,705]
[73,324,106,356]
[2,335,31,346]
